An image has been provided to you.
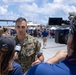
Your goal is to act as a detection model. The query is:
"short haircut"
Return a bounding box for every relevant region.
[16,17,27,24]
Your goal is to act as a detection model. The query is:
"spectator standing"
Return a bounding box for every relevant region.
[14,17,43,73]
[42,29,48,49]
[2,28,10,36]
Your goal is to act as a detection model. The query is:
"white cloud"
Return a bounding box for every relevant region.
[0,6,19,20]
[0,6,7,15]
[19,3,40,13]
[53,0,76,4]
[0,0,76,25]
[63,0,76,4]
[53,0,64,3]
[42,0,49,5]
[13,0,35,2]
[2,0,35,4]
[18,1,76,25]
[6,11,19,20]
[19,3,40,21]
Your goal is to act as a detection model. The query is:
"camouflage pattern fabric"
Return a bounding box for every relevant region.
[15,34,41,73]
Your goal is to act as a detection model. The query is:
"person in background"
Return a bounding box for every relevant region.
[14,17,43,73]
[0,29,4,37]
[0,36,23,75]
[25,16,76,75]
[33,29,38,37]
[42,29,48,49]
[2,28,10,36]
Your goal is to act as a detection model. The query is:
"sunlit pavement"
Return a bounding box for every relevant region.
[36,37,67,61]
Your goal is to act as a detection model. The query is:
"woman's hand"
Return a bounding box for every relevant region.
[45,50,68,64]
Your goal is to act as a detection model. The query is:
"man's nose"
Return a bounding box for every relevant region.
[19,27,23,31]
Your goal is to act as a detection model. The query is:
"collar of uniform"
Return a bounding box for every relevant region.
[15,34,28,45]
[23,34,34,45]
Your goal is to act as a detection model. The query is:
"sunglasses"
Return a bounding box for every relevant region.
[16,26,26,29]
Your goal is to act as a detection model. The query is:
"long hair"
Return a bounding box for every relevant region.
[0,49,15,75]
[71,33,76,57]
[70,16,76,57]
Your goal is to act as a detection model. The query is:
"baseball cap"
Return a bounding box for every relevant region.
[0,36,16,53]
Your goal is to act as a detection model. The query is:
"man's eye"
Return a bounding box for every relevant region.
[17,26,20,28]
[16,26,25,28]
[22,26,25,28]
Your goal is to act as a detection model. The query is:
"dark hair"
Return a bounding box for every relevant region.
[0,49,15,75]
[72,36,76,57]
[0,37,15,75]
[16,17,27,24]
[3,28,8,32]
[70,16,76,34]
[70,16,76,56]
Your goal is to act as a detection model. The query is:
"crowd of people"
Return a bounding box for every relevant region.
[27,28,55,38]
[0,16,76,75]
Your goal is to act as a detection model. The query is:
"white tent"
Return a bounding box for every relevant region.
[50,27,57,30]
[28,27,36,30]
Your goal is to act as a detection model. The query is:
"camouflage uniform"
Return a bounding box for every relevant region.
[15,34,41,73]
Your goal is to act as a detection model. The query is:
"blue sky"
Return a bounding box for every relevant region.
[0,0,76,26]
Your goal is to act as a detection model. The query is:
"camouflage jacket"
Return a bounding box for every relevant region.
[15,34,41,73]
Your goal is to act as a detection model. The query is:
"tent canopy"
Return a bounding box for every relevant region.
[50,27,57,30]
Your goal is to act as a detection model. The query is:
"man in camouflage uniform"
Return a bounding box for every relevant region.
[15,17,43,73]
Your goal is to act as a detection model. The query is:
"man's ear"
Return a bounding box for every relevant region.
[26,26,28,30]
